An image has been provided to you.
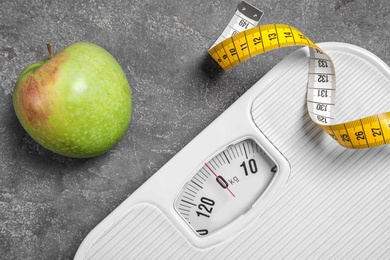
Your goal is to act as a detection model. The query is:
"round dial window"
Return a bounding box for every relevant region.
[174,139,277,236]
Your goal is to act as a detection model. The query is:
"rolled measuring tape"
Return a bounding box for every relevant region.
[208,1,390,149]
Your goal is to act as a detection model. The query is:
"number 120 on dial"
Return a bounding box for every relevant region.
[174,139,277,236]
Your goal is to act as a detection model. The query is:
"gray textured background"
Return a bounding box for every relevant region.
[0,0,389,259]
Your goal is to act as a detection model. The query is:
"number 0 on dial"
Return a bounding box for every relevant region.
[174,139,277,236]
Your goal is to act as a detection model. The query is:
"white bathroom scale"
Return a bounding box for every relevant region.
[74,40,390,259]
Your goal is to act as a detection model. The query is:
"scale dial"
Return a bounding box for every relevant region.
[174,139,277,236]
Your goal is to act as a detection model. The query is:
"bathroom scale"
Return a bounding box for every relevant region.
[75,2,390,259]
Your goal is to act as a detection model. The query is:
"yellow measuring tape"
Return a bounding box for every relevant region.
[208,3,390,149]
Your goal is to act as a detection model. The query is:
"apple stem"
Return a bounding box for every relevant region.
[46,43,54,59]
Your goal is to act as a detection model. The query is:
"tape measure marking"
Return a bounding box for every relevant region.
[211,1,263,49]
[208,3,390,149]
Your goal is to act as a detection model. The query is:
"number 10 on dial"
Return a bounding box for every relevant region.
[174,139,277,236]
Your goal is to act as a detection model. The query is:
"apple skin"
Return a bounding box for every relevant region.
[13,42,132,158]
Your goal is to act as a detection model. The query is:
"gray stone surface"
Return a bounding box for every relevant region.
[0,0,389,259]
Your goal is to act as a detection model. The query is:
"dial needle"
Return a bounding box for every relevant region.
[205,163,235,197]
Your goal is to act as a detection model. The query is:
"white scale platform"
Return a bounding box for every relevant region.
[75,42,390,259]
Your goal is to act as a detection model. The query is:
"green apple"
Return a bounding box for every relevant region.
[13,42,132,158]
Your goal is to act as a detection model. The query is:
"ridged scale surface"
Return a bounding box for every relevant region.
[84,49,390,259]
